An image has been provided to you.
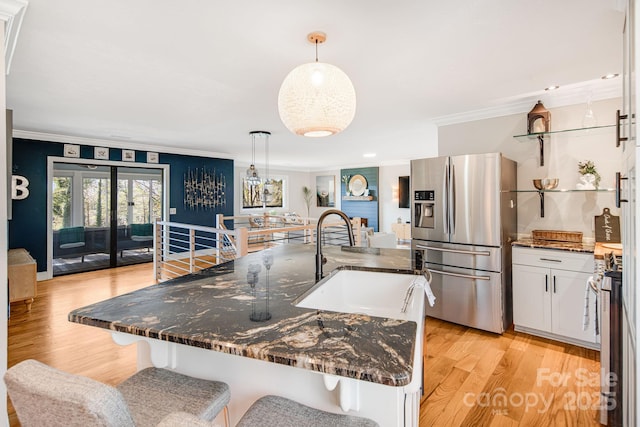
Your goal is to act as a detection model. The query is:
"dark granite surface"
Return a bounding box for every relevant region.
[512,238,595,253]
[68,245,420,386]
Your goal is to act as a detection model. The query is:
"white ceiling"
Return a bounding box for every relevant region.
[6,0,625,170]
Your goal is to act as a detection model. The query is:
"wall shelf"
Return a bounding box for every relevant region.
[513,124,615,166]
[342,195,374,201]
[512,188,615,193]
[511,188,614,217]
[513,124,616,141]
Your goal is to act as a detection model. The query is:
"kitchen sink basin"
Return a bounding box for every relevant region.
[294,269,425,321]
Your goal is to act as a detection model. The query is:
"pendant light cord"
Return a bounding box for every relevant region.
[315,39,318,62]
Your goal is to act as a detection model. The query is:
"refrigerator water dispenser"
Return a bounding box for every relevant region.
[414,190,435,229]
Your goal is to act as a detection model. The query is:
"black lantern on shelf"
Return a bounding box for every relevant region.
[527,100,551,166]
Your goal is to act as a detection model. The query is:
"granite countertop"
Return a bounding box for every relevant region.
[512,238,622,259]
[512,238,595,253]
[68,245,419,387]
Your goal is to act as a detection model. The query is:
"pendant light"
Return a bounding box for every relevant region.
[278,31,356,137]
[246,131,265,185]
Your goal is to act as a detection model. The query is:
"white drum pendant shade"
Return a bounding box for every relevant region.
[278,61,356,137]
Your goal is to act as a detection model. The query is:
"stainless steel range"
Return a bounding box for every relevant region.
[598,251,623,426]
[410,152,517,334]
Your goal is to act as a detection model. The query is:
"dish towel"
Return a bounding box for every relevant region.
[409,275,436,307]
[583,275,600,336]
[423,277,436,307]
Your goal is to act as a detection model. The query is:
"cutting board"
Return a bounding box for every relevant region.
[594,207,621,243]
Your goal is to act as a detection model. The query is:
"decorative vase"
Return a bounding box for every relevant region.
[576,173,596,190]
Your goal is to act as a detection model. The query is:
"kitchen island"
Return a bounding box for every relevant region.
[68,244,423,426]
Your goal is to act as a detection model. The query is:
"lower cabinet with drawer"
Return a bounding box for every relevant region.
[512,246,598,349]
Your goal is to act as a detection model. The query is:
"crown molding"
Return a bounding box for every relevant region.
[0,0,27,74]
[430,77,622,126]
[12,129,235,161]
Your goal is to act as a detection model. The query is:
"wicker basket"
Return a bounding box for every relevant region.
[531,229,583,243]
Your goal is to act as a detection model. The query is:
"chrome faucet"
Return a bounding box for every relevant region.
[315,209,355,282]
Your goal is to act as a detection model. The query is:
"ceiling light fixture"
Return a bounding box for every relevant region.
[363,153,376,158]
[544,85,560,91]
[602,73,619,79]
[246,131,270,185]
[278,31,357,138]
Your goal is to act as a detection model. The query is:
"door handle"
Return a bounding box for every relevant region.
[553,276,557,293]
[443,164,449,234]
[545,275,548,292]
[450,164,456,235]
[616,172,628,208]
[415,244,490,256]
[617,109,628,148]
[428,268,490,281]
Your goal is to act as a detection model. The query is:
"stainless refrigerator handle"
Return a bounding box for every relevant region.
[428,268,491,281]
[415,244,490,256]
[443,163,449,234]
[450,163,456,235]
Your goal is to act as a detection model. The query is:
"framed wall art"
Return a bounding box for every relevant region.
[94,147,109,160]
[147,152,159,163]
[63,144,80,158]
[315,175,335,207]
[122,149,135,162]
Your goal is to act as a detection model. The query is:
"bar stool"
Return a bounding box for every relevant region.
[4,359,231,427]
[236,395,379,426]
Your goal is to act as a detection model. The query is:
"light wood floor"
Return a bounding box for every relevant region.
[8,263,602,426]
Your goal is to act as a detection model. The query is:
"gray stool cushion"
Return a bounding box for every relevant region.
[117,367,230,427]
[5,359,136,427]
[236,395,379,427]
[157,411,214,427]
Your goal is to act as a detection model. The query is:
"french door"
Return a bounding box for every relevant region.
[51,162,164,276]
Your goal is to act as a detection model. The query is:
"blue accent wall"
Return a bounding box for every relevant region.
[9,138,234,272]
[340,167,379,231]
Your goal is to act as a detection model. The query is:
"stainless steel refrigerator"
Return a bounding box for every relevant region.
[411,152,517,333]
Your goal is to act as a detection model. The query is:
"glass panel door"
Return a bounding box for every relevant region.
[52,163,111,275]
[116,167,163,267]
[52,163,164,275]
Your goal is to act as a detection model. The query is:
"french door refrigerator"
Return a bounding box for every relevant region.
[411,152,517,333]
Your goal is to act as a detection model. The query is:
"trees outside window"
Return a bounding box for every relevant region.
[52,177,72,230]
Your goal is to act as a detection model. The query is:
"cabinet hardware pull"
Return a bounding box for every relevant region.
[539,258,562,263]
[415,244,490,256]
[553,276,557,293]
[616,172,629,208]
[617,109,628,148]
[428,269,490,281]
[545,275,548,292]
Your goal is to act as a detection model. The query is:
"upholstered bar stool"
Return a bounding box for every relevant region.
[236,395,379,427]
[5,359,231,427]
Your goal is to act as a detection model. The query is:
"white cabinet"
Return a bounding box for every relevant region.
[512,246,598,349]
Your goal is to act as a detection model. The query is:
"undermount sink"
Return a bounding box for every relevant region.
[294,269,425,321]
[294,268,426,395]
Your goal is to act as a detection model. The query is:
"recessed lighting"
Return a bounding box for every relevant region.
[602,73,619,79]
[363,153,376,158]
[544,85,560,91]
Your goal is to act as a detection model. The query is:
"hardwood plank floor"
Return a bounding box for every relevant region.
[8,263,602,426]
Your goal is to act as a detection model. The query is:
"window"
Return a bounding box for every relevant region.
[52,176,72,230]
[242,176,286,210]
[83,177,110,227]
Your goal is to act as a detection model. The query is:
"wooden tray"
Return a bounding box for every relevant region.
[531,229,583,243]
